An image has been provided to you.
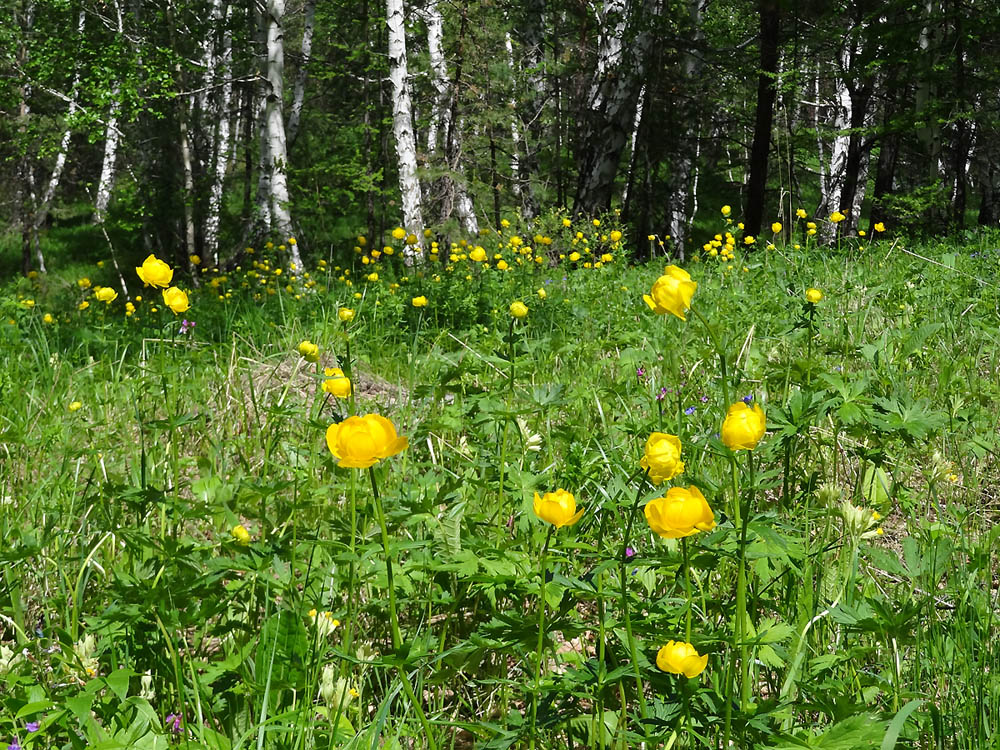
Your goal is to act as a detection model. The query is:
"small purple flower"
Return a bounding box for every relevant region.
[700,395,709,403]
[8,740,21,750]
[656,387,668,402]
[742,394,753,404]
[24,723,38,734]
[684,406,696,415]
[165,713,182,734]
[179,319,196,335]
[625,547,635,559]
[636,366,645,378]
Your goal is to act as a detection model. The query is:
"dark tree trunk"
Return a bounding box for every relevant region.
[743,0,780,238]
[870,134,900,230]
[838,87,871,224]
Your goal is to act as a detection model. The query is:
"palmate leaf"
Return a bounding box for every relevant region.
[766,714,886,749]
[870,394,946,441]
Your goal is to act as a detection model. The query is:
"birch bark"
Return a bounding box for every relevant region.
[204,0,233,265]
[387,0,424,258]
[286,0,316,148]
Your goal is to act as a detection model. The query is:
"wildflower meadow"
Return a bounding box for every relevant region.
[3,210,1000,749]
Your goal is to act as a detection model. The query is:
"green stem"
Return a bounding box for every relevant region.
[368,467,437,750]
[529,526,554,750]
[691,306,731,408]
[682,537,693,644]
[620,483,650,731]
[722,452,744,749]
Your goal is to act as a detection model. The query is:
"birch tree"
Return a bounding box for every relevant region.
[387,0,424,256]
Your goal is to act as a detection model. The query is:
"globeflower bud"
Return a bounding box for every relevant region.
[639,432,684,484]
[720,402,766,451]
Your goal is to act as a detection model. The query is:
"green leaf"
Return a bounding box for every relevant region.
[881,699,924,750]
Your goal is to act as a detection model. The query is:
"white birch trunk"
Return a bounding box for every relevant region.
[286,0,315,147]
[204,0,233,265]
[94,2,124,224]
[265,0,302,269]
[255,86,272,231]
[387,0,424,259]
[504,32,523,200]
[622,83,644,210]
[425,1,448,156]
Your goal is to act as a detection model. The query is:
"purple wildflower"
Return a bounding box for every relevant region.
[700,395,709,403]
[742,394,753,404]
[165,714,182,734]
[636,366,645,379]
[656,387,668,402]
[684,406,696,416]
[24,723,38,734]
[625,547,635,559]
[179,319,196,335]
[8,740,21,750]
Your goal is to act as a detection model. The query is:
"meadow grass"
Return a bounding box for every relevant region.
[2,218,1000,748]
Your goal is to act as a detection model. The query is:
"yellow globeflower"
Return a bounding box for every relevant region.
[94,286,118,303]
[644,486,716,539]
[162,287,190,314]
[536,287,547,300]
[232,524,251,545]
[469,246,487,262]
[643,265,697,321]
[405,233,419,246]
[771,222,782,233]
[411,295,428,308]
[68,401,83,412]
[77,277,92,289]
[392,227,406,240]
[322,367,352,398]
[510,301,529,319]
[874,222,886,232]
[639,432,684,484]
[796,208,807,219]
[569,251,581,262]
[43,313,54,324]
[338,308,355,322]
[721,402,766,451]
[562,218,571,227]
[298,340,320,362]
[656,641,708,677]
[78,301,90,311]
[721,205,731,216]
[326,414,408,469]
[136,254,174,288]
[610,230,622,242]
[805,288,823,304]
[533,489,584,528]
[830,210,846,223]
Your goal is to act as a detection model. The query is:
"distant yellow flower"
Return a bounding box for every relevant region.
[162,287,190,314]
[470,246,487,262]
[592,219,600,227]
[830,210,846,223]
[721,205,731,216]
[68,401,82,412]
[392,227,406,240]
[656,641,708,677]
[721,402,766,451]
[94,286,118,303]
[43,313,54,324]
[640,432,684,484]
[645,486,716,539]
[744,235,755,245]
[610,230,622,242]
[533,489,584,528]
[189,254,202,265]
[326,414,408,469]
[562,218,571,227]
[78,301,90,311]
[77,277,92,289]
[569,251,581,262]
[405,233,418,245]
[21,299,34,308]
[771,222,782,234]
[288,237,297,245]
[497,259,510,270]
[805,288,823,304]
[411,295,428,308]
[537,287,547,300]
[338,308,354,322]
[509,301,529,319]
[298,340,320,362]
[807,228,817,236]
[136,254,174,288]
[796,208,807,219]
[125,302,136,316]
[322,368,352,398]
[232,524,251,545]
[643,266,697,320]
[367,272,378,282]
[874,222,886,232]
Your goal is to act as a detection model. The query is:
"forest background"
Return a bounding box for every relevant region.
[3,0,998,273]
